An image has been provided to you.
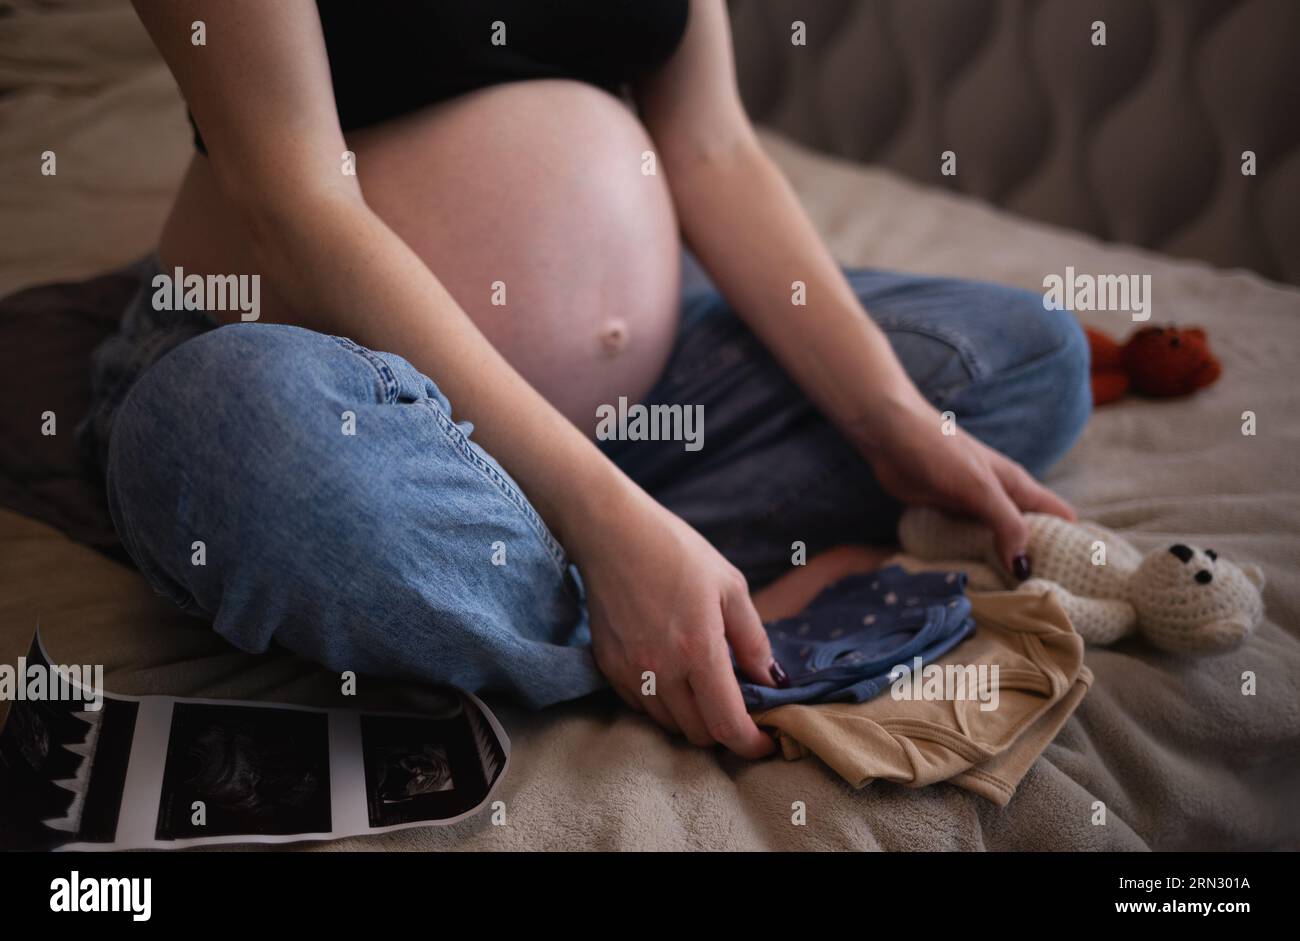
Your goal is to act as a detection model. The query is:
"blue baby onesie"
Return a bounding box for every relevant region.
[740,566,975,710]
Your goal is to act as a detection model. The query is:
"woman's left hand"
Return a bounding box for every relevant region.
[854,393,1076,579]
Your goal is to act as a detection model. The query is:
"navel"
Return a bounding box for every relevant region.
[599,317,630,355]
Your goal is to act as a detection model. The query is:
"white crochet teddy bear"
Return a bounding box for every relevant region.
[898,507,1265,654]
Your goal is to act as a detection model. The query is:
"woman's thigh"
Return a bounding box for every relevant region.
[605,266,1091,587]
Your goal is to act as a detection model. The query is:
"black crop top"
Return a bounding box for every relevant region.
[189,0,691,154]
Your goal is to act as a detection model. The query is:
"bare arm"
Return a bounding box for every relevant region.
[134,0,617,551]
[133,0,777,756]
[636,0,1074,574]
[634,0,916,432]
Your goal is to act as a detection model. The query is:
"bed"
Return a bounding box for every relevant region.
[2,0,1297,850]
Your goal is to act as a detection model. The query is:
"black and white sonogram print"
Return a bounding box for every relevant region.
[361,704,496,828]
[156,703,331,839]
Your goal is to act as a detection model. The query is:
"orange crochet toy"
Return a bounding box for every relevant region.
[1085,325,1222,406]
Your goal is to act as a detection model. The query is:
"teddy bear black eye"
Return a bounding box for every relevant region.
[1195,570,1213,584]
[1170,336,1181,348]
[1169,544,1193,563]
[1205,549,1218,560]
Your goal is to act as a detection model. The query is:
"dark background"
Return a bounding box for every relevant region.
[730,0,1300,284]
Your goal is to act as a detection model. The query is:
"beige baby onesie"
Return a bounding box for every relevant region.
[754,588,1091,806]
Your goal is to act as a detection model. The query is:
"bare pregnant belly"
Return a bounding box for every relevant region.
[159,80,683,432]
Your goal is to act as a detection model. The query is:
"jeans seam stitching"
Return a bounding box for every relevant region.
[329,336,568,574]
[956,327,1085,388]
[328,335,400,403]
[325,337,568,575]
[420,399,570,578]
[936,329,1087,414]
[878,322,986,379]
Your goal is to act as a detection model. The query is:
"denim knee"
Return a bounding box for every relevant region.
[107,323,603,707]
[1002,293,1092,474]
[107,324,365,613]
[932,287,1092,477]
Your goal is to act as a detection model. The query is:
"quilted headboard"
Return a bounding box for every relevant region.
[729,0,1300,285]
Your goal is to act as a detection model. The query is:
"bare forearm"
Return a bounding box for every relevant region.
[667,142,921,443]
[244,190,635,555]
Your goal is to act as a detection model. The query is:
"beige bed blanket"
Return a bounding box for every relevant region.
[2,0,1298,850]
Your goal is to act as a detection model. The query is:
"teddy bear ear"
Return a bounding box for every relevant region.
[1240,562,1266,590]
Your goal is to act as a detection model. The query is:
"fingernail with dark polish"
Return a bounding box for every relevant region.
[770,660,791,688]
[1012,554,1032,581]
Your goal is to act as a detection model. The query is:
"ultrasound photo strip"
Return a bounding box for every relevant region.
[0,629,510,851]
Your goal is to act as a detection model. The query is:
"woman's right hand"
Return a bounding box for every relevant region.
[570,484,781,759]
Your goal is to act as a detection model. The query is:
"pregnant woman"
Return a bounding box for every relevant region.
[90,0,1090,758]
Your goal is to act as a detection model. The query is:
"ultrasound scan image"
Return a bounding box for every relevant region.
[155,702,331,840]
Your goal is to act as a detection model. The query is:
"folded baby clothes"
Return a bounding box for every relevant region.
[739,566,975,710]
[946,668,1091,805]
[753,588,1091,806]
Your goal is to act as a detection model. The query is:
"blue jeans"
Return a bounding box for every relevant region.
[91,256,1090,708]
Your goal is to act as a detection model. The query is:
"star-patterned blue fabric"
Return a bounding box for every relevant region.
[740,566,974,710]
